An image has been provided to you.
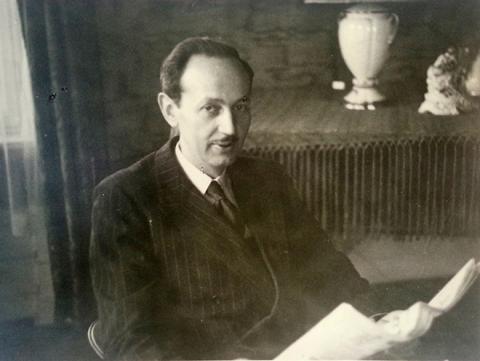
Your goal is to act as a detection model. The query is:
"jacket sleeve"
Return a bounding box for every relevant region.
[89,177,180,361]
[235,162,384,358]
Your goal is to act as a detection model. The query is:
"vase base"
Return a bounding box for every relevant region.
[344,86,386,107]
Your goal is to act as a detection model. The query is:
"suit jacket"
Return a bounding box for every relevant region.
[90,136,373,360]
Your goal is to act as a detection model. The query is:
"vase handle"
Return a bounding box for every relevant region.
[388,13,399,45]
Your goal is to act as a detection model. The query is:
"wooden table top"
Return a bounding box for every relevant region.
[245,82,480,149]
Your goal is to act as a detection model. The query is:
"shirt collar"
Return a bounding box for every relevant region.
[175,141,230,195]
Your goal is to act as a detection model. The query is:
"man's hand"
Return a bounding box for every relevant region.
[378,301,443,342]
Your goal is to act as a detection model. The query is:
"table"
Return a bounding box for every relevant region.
[245,83,480,249]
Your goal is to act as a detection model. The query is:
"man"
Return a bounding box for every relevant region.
[89,37,439,360]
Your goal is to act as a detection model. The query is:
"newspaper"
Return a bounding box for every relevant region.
[428,258,479,313]
[275,258,480,360]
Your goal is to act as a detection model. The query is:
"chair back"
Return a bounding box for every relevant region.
[87,320,105,359]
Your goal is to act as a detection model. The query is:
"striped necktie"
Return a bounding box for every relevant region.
[206,180,246,236]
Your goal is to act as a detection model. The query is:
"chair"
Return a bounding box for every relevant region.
[87,320,105,359]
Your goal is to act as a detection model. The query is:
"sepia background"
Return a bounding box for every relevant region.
[1,0,479,359]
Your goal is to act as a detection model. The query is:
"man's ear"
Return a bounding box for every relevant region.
[157,92,179,128]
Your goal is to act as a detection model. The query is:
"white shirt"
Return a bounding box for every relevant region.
[175,142,238,206]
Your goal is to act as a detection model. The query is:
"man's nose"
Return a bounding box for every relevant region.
[217,108,235,135]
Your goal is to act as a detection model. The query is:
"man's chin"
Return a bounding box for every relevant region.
[208,154,238,172]
[210,144,241,157]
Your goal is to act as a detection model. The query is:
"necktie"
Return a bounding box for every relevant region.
[206,181,246,236]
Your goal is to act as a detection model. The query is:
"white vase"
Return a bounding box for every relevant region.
[466,50,480,96]
[338,4,399,106]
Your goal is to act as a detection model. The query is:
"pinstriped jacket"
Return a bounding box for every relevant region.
[89,136,372,360]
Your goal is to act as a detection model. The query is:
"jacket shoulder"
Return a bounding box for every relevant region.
[94,151,157,199]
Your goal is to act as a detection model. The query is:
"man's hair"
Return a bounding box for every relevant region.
[160,37,254,104]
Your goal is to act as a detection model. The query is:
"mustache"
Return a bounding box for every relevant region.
[210,136,239,143]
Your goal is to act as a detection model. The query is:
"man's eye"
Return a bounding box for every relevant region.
[234,103,249,112]
[203,105,220,115]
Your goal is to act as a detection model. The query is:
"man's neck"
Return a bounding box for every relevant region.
[174,140,239,206]
[177,141,224,178]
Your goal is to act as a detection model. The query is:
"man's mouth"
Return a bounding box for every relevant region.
[211,139,237,149]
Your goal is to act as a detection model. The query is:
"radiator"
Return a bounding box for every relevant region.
[246,136,480,249]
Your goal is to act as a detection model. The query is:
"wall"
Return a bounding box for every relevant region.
[94,0,479,171]
[92,0,480,282]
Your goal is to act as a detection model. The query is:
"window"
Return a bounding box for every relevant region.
[0,0,35,144]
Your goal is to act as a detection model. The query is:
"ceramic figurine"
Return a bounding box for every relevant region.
[418,48,475,115]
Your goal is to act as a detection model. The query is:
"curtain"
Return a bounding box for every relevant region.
[17,0,109,326]
[1,0,36,237]
[0,0,54,324]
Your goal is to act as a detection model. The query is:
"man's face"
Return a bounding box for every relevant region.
[174,55,252,177]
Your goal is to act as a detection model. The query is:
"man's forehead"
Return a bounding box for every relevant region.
[184,54,243,70]
[181,55,250,86]
[179,55,251,101]
[194,94,250,105]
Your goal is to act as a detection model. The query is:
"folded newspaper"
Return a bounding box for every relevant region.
[275,258,480,360]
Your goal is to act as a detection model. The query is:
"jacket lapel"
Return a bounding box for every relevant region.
[228,160,290,278]
[153,138,274,294]
[229,161,273,249]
